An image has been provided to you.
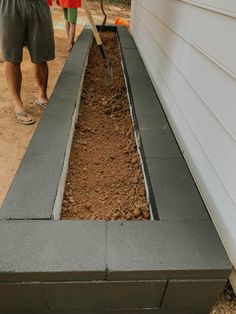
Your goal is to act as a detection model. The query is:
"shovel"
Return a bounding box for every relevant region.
[100,0,107,32]
[83,0,113,84]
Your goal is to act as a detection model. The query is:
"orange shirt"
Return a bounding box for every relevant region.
[58,0,81,8]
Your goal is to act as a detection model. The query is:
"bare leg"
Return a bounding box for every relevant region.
[5,61,24,113]
[34,62,48,104]
[65,20,70,38]
[67,22,76,52]
[5,61,34,124]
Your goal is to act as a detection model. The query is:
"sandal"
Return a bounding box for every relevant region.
[35,100,47,109]
[15,111,35,125]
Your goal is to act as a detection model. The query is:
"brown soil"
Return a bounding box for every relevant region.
[61,32,150,221]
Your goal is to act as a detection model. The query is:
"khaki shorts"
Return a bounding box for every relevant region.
[0,0,55,64]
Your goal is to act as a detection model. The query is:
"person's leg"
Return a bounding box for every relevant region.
[5,61,35,124]
[63,9,70,38]
[26,0,55,107]
[5,61,24,113]
[65,19,70,37]
[67,22,76,51]
[0,0,34,123]
[67,8,78,51]
[34,62,49,105]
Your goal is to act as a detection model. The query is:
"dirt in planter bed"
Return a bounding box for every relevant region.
[61,32,150,220]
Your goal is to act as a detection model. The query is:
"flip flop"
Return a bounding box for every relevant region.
[15,111,35,125]
[35,100,47,109]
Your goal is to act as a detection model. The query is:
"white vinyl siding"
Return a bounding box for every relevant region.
[131,0,236,268]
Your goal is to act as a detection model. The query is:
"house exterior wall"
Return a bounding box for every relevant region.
[130,0,236,269]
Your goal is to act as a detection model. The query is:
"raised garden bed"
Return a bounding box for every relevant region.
[0,26,231,314]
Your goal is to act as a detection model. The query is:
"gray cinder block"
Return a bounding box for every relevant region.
[0,221,106,282]
[0,283,47,311]
[147,158,210,221]
[140,126,182,159]
[162,279,227,312]
[106,221,231,281]
[117,26,137,50]
[45,281,166,310]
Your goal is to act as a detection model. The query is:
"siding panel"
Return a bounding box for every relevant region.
[180,0,236,17]
[135,0,236,76]
[131,0,236,268]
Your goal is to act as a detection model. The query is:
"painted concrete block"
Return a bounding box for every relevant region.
[126,73,166,126]
[128,83,167,129]
[140,127,182,159]
[0,221,106,281]
[45,281,166,311]
[127,76,158,110]
[0,113,71,219]
[162,279,226,311]
[117,26,137,49]
[106,221,231,281]
[147,158,210,221]
[121,48,151,86]
[0,283,46,311]
[135,104,166,129]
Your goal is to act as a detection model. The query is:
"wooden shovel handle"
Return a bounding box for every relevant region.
[83,0,103,46]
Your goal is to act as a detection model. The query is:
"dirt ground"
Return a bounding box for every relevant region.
[61,32,149,220]
[211,286,236,314]
[0,1,235,312]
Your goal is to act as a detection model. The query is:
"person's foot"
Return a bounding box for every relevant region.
[35,99,48,109]
[14,101,35,125]
[15,111,35,125]
[67,42,75,52]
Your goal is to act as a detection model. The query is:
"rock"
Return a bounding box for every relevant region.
[139,189,146,197]
[143,211,150,219]
[126,213,132,220]
[78,140,87,145]
[114,213,121,220]
[102,100,108,106]
[104,107,112,114]
[131,157,138,164]
[85,203,91,209]
[69,196,75,203]
[133,208,140,218]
